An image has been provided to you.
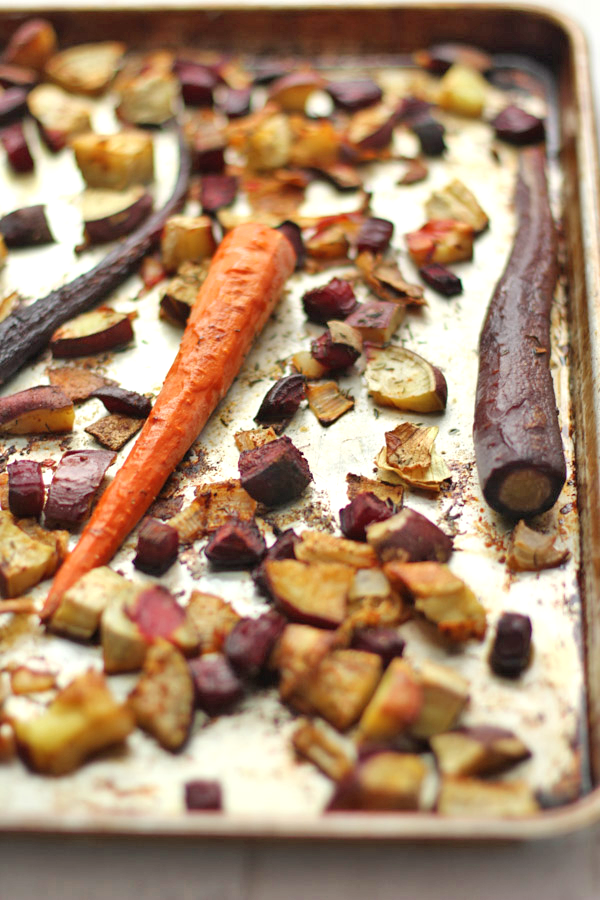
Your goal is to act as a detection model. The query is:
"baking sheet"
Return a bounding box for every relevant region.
[0,3,598,840]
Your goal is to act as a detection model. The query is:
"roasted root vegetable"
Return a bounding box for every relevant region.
[224,611,286,679]
[326,78,382,111]
[377,422,451,491]
[49,565,130,641]
[160,214,216,271]
[436,64,488,118]
[185,780,223,812]
[492,105,545,145]
[366,508,452,563]
[345,300,404,345]
[265,559,353,628]
[204,519,266,568]
[328,752,427,811]
[292,717,356,781]
[418,263,463,297]
[85,413,144,452]
[410,661,470,739]
[305,380,354,426]
[425,179,489,233]
[0,510,54,597]
[126,587,198,654]
[430,726,531,777]
[489,612,532,678]
[71,130,154,190]
[133,518,179,575]
[91,384,152,418]
[311,321,362,372]
[437,777,539,818]
[189,653,244,716]
[254,373,305,432]
[159,261,208,325]
[238,435,312,507]
[365,344,448,413]
[0,123,34,173]
[0,385,74,434]
[7,460,44,518]
[11,670,135,776]
[301,278,358,324]
[43,224,295,617]
[268,70,324,111]
[351,627,405,666]
[473,146,566,518]
[507,520,570,571]
[47,366,112,403]
[294,530,377,569]
[3,18,57,71]
[27,83,92,151]
[49,307,134,358]
[185,591,240,654]
[405,219,474,266]
[168,480,257,543]
[339,492,394,542]
[80,187,153,245]
[0,205,54,247]
[357,658,423,742]
[44,449,116,529]
[44,41,125,96]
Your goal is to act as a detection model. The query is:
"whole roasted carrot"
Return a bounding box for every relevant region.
[43,223,296,617]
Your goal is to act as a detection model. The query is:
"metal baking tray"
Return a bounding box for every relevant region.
[0,1,599,841]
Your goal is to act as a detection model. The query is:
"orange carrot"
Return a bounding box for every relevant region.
[43,223,296,618]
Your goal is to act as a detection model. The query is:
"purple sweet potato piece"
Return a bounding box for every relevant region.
[351,627,405,666]
[339,491,394,542]
[133,517,179,575]
[44,448,116,528]
[252,528,300,596]
[90,383,152,418]
[185,779,223,811]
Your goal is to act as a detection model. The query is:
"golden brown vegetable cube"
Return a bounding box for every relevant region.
[160,215,216,272]
[292,717,356,781]
[299,649,382,731]
[330,752,427,811]
[101,599,148,675]
[0,510,54,598]
[185,591,241,654]
[437,776,539,817]
[50,566,135,641]
[71,130,154,190]
[410,661,470,739]
[294,530,377,569]
[436,64,488,118]
[12,670,135,775]
[357,657,423,742]
[430,726,531,777]
[45,41,125,96]
[266,559,353,628]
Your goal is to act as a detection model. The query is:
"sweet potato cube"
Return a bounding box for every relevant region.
[185,591,241,654]
[357,657,423,742]
[410,660,469,739]
[299,649,383,731]
[329,752,427,811]
[430,726,531,777]
[160,214,216,272]
[345,300,404,345]
[437,776,539,817]
[367,508,453,563]
[0,385,74,435]
[266,559,353,628]
[292,717,357,781]
[50,566,134,641]
[71,130,154,190]
[272,623,338,702]
[0,510,54,598]
[12,670,135,775]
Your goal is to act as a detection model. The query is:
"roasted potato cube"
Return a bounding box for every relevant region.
[329,752,427,811]
[430,726,531,777]
[71,130,154,190]
[101,597,148,674]
[292,717,356,780]
[272,623,339,701]
[437,776,539,817]
[45,41,125,96]
[27,84,92,151]
[50,566,136,642]
[436,64,488,118]
[266,559,353,628]
[116,68,179,126]
[12,670,135,775]
[16,519,69,578]
[160,214,216,272]
[298,649,382,731]
[245,112,292,171]
[411,660,469,739]
[0,510,54,598]
[357,658,423,742]
[294,530,378,569]
[405,219,474,267]
[425,179,489,233]
[128,640,195,752]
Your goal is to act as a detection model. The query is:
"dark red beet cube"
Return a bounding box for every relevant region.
[419,263,463,297]
[191,133,226,174]
[91,384,152,418]
[0,87,28,127]
[174,61,218,106]
[351,627,406,666]
[44,449,116,528]
[302,278,358,324]
[7,459,44,518]
[254,373,305,433]
[339,491,394,541]
[127,586,186,641]
[189,653,244,715]
[326,78,382,111]
[200,174,238,214]
[224,611,286,679]
[491,105,545,145]
[0,122,33,173]
[238,436,312,507]
[410,116,446,157]
[218,87,251,118]
[490,612,532,678]
[185,779,223,811]
[204,518,266,568]
[133,517,179,575]
[356,217,394,254]
[311,330,361,371]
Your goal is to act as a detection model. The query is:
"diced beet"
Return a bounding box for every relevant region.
[0,205,53,247]
[351,627,405,665]
[254,374,305,432]
[174,60,218,106]
[490,612,532,678]
[218,87,251,118]
[7,459,44,518]
[185,779,223,811]
[200,174,238,214]
[224,610,286,678]
[491,105,545,145]
[90,384,152,418]
[311,330,361,372]
[326,78,382,111]
[252,528,300,596]
[395,96,432,125]
[238,435,312,507]
[410,116,446,157]
[356,217,394,254]
[277,220,305,270]
[133,517,179,575]
[0,87,28,126]
[0,122,34,174]
[189,653,244,715]
[204,518,267,568]
[417,43,493,76]
[191,133,226,174]
[339,492,394,541]
[127,586,186,641]
[419,263,463,297]
[302,278,358,324]
[44,448,116,528]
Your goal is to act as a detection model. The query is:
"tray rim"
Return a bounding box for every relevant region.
[1,0,600,842]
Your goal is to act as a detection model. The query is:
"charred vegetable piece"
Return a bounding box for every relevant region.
[345,300,404,345]
[339,492,394,542]
[50,307,134,359]
[189,653,244,715]
[128,639,195,752]
[159,261,208,326]
[0,205,53,247]
[224,610,286,679]
[365,344,448,413]
[91,384,152,418]
[355,251,425,306]
[7,460,44,518]
[430,726,531,777]
[473,146,565,518]
[327,78,382,111]
[292,717,356,781]
[492,105,545,145]
[507,520,570,571]
[351,627,405,666]
[328,752,427,811]
[0,125,189,385]
[266,559,353,628]
[489,612,532,678]
[85,413,144,452]
[169,480,257,543]
[204,518,266,568]
[254,373,305,433]
[81,187,153,246]
[252,528,299,597]
[346,473,404,507]
[356,217,394,254]
[0,510,54,598]
[301,278,358,324]
[133,517,179,575]
[174,60,218,106]
[311,321,362,372]
[72,130,154,190]
[366,508,453,563]
[45,449,116,529]
[185,779,223,812]
[239,435,312,507]
[12,670,134,776]
[0,385,74,434]
[410,116,446,157]
[0,122,34,173]
[305,380,354,426]
[200,174,238,214]
[419,263,463,296]
[437,776,539,818]
[3,18,57,71]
